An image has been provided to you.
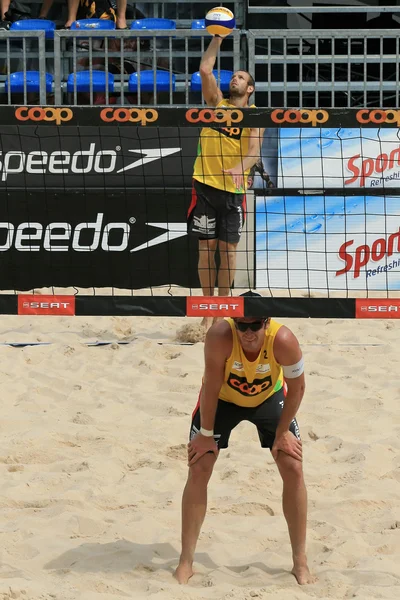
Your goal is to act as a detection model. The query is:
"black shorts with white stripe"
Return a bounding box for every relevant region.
[190,387,300,450]
[187,179,246,244]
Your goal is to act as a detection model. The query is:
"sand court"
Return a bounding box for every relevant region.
[0,315,399,600]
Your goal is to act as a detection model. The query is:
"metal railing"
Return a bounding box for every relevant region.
[2,26,400,107]
[247,4,400,13]
[0,31,48,104]
[248,29,400,107]
[53,29,242,106]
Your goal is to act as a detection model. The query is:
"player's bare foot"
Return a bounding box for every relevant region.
[201,316,214,332]
[174,562,194,584]
[292,562,317,585]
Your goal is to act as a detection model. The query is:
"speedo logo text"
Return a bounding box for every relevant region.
[0,145,181,181]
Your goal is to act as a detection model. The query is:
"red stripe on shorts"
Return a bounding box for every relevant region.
[192,385,202,418]
[187,180,198,218]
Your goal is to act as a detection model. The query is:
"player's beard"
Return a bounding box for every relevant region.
[230,86,245,99]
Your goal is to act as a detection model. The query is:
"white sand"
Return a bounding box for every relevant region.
[0,315,399,600]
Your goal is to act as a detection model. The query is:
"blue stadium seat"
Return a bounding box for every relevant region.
[130,18,176,37]
[71,19,116,31]
[10,19,56,39]
[191,19,206,30]
[128,70,176,93]
[5,71,53,93]
[191,69,233,92]
[67,71,114,93]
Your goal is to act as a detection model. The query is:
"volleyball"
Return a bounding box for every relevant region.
[205,7,235,37]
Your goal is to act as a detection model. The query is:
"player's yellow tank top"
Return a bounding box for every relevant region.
[192,99,256,194]
[219,318,284,408]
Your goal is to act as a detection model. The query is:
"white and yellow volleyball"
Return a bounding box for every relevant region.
[205,7,235,37]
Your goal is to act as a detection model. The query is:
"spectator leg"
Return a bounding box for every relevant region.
[39,0,54,19]
[1,0,10,20]
[116,0,128,29]
[65,0,80,27]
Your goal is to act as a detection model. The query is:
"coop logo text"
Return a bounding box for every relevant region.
[356,109,400,126]
[336,228,400,278]
[186,108,243,127]
[271,109,329,127]
[15,107,73,125]
[0,144,181,181]
[100,107,159,125]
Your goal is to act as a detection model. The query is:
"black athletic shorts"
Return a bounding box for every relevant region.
[187,179,246,244]
[190,387,300,449]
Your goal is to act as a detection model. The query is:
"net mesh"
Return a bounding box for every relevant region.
[0,106,399,317]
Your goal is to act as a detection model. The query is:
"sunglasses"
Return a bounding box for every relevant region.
[234,319,266,332]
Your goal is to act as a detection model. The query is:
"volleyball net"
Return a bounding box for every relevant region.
[0,105,399,318]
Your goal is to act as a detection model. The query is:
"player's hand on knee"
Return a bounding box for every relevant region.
[272,431,302,462]
[187,433,218,466]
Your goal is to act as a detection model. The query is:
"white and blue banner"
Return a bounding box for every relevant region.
[253,128,400,190]
[255,195,400,291]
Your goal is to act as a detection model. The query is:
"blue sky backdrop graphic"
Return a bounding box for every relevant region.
[253,128,400,190]
[255,195,400,291]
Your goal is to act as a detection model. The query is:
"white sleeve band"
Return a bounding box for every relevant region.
[282,356,304,379]
[200,427,214,437]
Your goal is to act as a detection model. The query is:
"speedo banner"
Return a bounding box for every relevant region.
[255,195,400,291]
[253,128,400,191]
[0,125,197,189]
[0,188,199,290]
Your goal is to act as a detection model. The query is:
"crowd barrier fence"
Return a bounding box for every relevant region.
[2,27,400,107]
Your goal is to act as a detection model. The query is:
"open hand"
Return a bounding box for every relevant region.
[222,166,245,191]
[188,433,218,466]
[271,431,302,462]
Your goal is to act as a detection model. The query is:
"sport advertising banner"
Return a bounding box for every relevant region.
[255,195,400,291]
[254,124,400,292]
[276,128,400,190]
[0,188,198,290]
[1,106,399,296]
[0,125,197,189]
[253,127,400,192]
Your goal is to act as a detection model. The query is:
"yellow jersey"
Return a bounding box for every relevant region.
[192,99,255,194]
[219,318,284,408]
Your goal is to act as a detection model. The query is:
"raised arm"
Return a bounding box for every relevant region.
[199,37,224,107]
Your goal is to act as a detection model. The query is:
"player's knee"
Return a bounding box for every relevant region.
[279,456,304,484]
[219,241,237,253]
[199,239,218,252]
[189,457,214,485]
[220,250,236,264]
[198,252,215,268]
[219,247,237,267]
[198,241,217,266]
